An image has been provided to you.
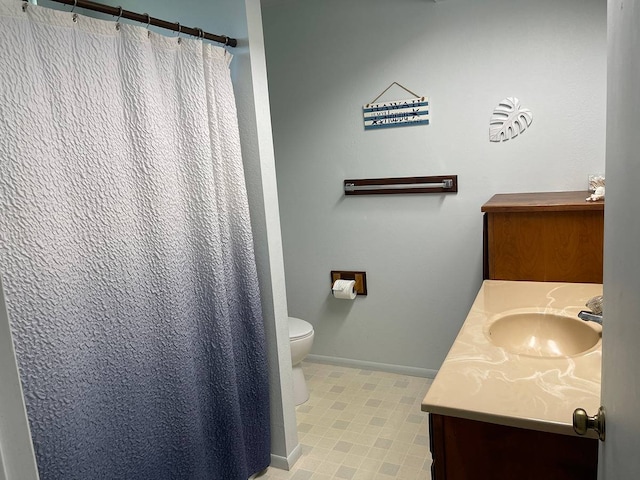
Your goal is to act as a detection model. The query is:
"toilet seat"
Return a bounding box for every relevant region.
[289,317,313,340]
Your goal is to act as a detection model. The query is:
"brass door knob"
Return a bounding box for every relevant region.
[573,406,606,441]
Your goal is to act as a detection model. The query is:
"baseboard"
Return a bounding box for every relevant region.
[267,443,302,471]
[306,354,438,379]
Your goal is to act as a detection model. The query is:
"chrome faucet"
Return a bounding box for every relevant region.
[578,295,603,325]
[578,310,603,325]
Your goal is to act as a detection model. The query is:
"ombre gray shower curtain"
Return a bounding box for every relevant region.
[0,1,270,478]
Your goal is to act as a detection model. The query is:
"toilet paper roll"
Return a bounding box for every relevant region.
[332,279,357,300]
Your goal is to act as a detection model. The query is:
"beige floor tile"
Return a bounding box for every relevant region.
[397,464,427,480]
[389,441,412,454]
[366,447,387,459]
[339,431,363,444]
[402,454,425,469]
[297,456,323,472]
[316,436,338,450]
[325,449,348,465]
[348,422,366,434]
[307,446,331,460]
[355,433,377,447]
[314,461,340,476]
[383,449,406,465]
[267,361,432,479]
[406,443,429,458]
[341,453,365,469]
[393,430,416,444]
[349,443,370,457]
[309,473,332,480]
[352,413,373,425]
[323,428,344,440]
[358,459,383,473]
[362,424,384,436]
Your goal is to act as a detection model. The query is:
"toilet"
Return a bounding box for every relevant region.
[288,317,314,405]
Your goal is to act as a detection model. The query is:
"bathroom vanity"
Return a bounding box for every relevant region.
[482,191,604,283]
[422,191,604,479]
[422,281,602,480]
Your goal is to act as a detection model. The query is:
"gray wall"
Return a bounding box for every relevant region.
[262,0,607,373]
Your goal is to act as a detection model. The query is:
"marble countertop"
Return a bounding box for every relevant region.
[421,280,603,438]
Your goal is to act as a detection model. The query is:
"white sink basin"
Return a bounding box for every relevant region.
[487,310,601,357]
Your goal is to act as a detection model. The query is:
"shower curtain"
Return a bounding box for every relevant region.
[0,1,270,479]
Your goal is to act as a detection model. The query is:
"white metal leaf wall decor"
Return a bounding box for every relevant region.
[489,97,533,142]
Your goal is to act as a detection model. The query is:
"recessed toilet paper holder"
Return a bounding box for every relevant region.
[331,271,367,295]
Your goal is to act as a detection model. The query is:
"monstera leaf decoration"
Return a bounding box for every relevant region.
[489,97,533,142]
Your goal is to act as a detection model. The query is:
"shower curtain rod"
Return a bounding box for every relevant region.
[40,0,238,47]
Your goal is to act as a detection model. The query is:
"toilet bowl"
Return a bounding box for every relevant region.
[288,317,314,405]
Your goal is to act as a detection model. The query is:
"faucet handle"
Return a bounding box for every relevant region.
[586,295,603,315]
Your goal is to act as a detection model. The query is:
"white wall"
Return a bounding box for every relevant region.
[262,0,607,373]
[239,0,301,468]
[0,274,38,479]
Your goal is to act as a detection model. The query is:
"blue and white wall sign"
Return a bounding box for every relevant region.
[363,97,429,130]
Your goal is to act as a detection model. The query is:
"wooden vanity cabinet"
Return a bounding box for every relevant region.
[482,191,604,283]
[426,191,604,480]
[429,414,598,480]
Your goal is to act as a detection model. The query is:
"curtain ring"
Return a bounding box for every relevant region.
[21,1,28,12]
[176,22,182,43]
[197,28,204,40]
[114,6,123,30]
[144,13,151,37]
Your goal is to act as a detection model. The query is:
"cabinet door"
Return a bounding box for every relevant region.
[429,414,598,480]
[487,210,603,283]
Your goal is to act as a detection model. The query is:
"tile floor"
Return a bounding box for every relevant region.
[257,362,433,480]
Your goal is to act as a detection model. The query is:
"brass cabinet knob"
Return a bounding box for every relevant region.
[573,406,606,441]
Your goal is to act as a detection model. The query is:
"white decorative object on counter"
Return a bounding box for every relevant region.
[587,186,605,202]
[588,174,605,193]
[489,97,533,142]
[586,295,603,315]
